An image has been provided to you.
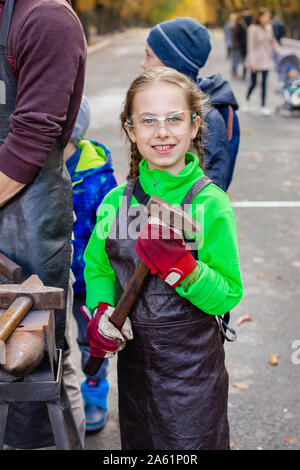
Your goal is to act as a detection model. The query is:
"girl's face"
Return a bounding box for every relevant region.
[125,82,201,175]
[140,44,165,70]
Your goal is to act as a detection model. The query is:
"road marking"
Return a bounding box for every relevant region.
[232,201,300,207]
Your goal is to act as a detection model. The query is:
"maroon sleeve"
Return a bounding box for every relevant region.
[0,3,86,183]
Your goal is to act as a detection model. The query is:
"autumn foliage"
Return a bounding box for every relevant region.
[72,0,300,41]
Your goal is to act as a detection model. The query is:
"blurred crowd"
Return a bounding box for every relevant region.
[223,8,300,116]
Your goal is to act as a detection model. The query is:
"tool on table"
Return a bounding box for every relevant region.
[84,195,201,376]
[0,252,23,283]
[0,276,64,365]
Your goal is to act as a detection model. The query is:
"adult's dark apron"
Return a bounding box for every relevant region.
[0,0,73,448]
[106,178,230,450]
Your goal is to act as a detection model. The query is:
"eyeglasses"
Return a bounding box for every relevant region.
[126,110,197,139]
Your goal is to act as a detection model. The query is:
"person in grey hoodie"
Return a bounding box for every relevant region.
[141,17,240,192]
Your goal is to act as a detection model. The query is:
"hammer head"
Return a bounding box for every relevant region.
[146,196,201,235]
[0,283,65,310]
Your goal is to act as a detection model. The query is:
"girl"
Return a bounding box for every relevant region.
[83,67,243,450]
[243,7,282,116]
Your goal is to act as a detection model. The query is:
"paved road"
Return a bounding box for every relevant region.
[71,28,300,451]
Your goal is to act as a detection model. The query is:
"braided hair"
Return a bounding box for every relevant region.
[120,67,209,179]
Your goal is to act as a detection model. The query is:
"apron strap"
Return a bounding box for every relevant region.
[0,0,15,49]
[180,175,212,208]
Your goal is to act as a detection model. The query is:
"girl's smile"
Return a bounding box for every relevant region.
[151,144,176,154]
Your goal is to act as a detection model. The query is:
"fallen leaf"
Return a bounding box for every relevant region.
[241,129,255,136]
[230,441,235,449]
[257,273,267,279]
[249,153,264,162]
[232,382,249,390]
[237,234,243,240]
[276,274,283,280]
[237,313,252,325]
[268,353,279,365]
[285,436,296,445]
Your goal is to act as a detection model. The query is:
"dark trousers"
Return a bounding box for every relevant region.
[246,70,269,106]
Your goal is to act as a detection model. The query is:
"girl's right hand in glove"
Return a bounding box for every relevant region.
[81,302,133,358]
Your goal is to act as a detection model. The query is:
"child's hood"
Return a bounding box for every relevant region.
[197,73,239,110]
[75,139,114,175]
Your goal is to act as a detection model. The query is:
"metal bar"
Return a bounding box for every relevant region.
[47,400,71,450]
[0,402,9,449]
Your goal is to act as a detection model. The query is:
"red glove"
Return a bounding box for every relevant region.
[82,302,133,358]
[135,222,199,288]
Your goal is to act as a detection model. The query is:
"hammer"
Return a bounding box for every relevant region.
[0,275,65,364]
[84,195,201,376]
[0,252,23,283]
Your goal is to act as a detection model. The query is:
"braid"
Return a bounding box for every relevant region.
[129,142,142,179]
[192,125,205,169]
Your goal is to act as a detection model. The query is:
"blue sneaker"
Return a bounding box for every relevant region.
[81,379,109,432]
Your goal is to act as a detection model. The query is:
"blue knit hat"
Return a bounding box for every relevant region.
[71,95,91,145]
[147,17,211,81]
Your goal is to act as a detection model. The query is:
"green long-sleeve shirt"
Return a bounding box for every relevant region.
[84,153,243,316]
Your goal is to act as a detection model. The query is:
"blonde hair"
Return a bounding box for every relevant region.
[120,66,209,179]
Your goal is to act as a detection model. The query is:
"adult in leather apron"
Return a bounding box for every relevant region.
[0,0,74,448]
[106,178,230,450]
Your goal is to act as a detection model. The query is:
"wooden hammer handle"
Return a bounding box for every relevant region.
[0,296,33,342]
[0,253,23,283]
[83,260,150,376]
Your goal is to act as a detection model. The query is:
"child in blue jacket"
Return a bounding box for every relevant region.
[64,96,118,432]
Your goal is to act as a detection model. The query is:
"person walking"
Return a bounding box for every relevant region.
[231,11,252,80]
[223,13,236,58]
[243,7,282,116]
[231,13,243,78]
[0,0,86,448]
[82,67,243,450]
[271,14,286,44]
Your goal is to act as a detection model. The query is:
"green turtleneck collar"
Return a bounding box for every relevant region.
[137,152,204,203]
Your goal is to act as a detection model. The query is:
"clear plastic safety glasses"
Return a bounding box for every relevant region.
[126,110,197,139]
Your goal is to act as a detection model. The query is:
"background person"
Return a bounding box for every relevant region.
[243,7,283,116]
[223,13,236,58]
[271,14,286,44]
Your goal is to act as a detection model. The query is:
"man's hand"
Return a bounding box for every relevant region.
[0,171,26,208]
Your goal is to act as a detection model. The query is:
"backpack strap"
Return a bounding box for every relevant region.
[227,105,234,141]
